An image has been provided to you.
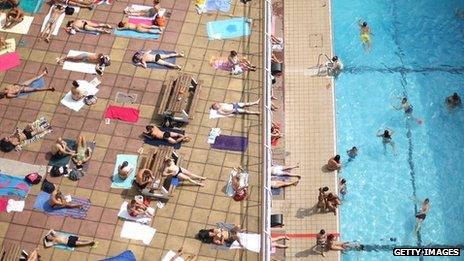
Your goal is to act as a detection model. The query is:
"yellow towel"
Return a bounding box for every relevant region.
[195,0,206,6]
[0,38,16,56]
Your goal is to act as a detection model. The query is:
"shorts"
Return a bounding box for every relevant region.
[155,53,161,62]
[405,107,413,114]
[416,213,426,220]
[271,165,284,175]
[232,103,241,114]
[67,235,79,248]
[162,131,170,140]
[22,129,33,139]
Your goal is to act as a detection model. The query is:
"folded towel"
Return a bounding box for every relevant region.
[0,52,20,72]
[105,105,140,123]
[6,199,25,213]
[120,221,156,245]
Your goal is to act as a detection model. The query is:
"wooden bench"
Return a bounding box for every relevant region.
[158,73,203,122]
[0,241,21,261]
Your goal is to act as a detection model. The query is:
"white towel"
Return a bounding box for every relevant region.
[0,14,34,35]
[62,50,97,74]
[120,221,156,245]
[40,5,66,36]
[207,128,221,144]
[60,80,99,111]
[162,250,184,261]
[226,170,249,197]
[209,109,231,119]
[229,233,261,253]
[128,5,166,19]
[6,199,25,213]
[117,201,153,224]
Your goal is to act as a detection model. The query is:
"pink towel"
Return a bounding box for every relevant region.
[0,198,8,212]
[210,56,234,71]
[0,52,20,72]
[128,17,154,26]
[104,105,140,123]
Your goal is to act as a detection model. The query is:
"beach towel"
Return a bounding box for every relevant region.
[114,28,161,40]
[101,251,136,261]
[7,199,25,213]
[15,117,52,151]
[20,0,45,13]
[162,250,184,261]
[205,0,231,12]
[43,230,77,251]
[33,191,90,219]
[225,169,248,197]
[0,158,46,177]
[0,198,7,212]
[231,233,260,253]
[48,139,75,167]
[127,5,166,19]
[118,201,152,224]
[111,154,138,189]
[0,52,20,72]
[207,17,251,40]
[115,92,137,103]
[128,17,153,26]
[0,173,31,199]
[70,141,95,171]
[143,127,184,149]
[210,56,233,71]
[60,80,99,111]
[62,50,97,74]
[209,109,230,119]
[0,14,34,35]
[18,77,45,97]
[40,5,66,36]
[120,221,156,245]
[134,50,176,69]
[211,135,248,152]
[104,105,140,123]
[0,38,15,56]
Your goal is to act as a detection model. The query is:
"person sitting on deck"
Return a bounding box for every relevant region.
[117,161,133,180]
[316,186,329,213]
[163,157,206,187]
[445,92,461,110]
[211,100,260,116]
[0,121,50,152]
[66,20,112,34]
[51,138,75,157]
[314,229,327,257]
[44,230,97,248]
[326,234,362,252]
[326,155,342,171]
[126,199,153,217]
[56,53,110,75]
[70,80,87,101]
[143,125,191,144]
[132,50,184,69]
[39,5,65,43]
[124,0,161,17]
[271,122,283,144]
[325,193,341,215]
[117,20,162,34]
[71,136,93,170]
[48,187,83,209]
[50,0,95,10]
[3,7,24,29]
[0,68,54,99]
[134,168,155,190]
[228,50,256,74]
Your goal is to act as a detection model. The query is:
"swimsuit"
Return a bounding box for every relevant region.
[83,21,90,30]
[173,167,182,178]
[67,235,79,247]
[361,33,370,43]
[76,148,86,161]
[162,131,170,140]
[155,53,161,63]
[22,129,33,139]
[405,106,413,114]
[232,103,241,114]
[416,213,426,220]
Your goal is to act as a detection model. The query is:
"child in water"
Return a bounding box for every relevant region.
[359,21,371,52]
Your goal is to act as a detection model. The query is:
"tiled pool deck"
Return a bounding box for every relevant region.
[0,0,263,260]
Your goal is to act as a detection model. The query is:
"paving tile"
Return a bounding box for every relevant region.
[5,224,26,241]
[79,220,99,237]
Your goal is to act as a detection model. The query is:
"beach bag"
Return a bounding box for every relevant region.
[68,169,83,181]
[41,179,55,193]
[155,16,166,27]
[65,6,75,15]
[84,95,97,106]
[232,64,243,75]
[25,172,42,184]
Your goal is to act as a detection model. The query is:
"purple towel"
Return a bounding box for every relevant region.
[211,135,248,152]
[33,191,90,219]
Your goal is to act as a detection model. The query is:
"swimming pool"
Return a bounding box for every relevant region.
[333,0,464,260]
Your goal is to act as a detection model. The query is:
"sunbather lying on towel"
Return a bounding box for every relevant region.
[56,53,111,75]
[71,136,94,170]
[66,20,112,35]
[163,157,206,187]
[0,120,50,152]
[117,20,162,34]
[118,161,134,180]
[2,7,24,29]
[44,230,97,248]
[132,50,184,69]
[51,138,75,157]
[211,99,260,116]
[126,199,153,217]
[143,125,191,144]
[0,68,55,99]
[40,5,65,43]
[231,166,248,201]
[124,0,160,17]
[271,177,299,189]
[49,187,84,209]
[50,0,94,10]
[197,223,243,246]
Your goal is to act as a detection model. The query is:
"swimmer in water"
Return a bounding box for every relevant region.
[359,21,371,52]
[377,129,396,155]
[394,97,413,116]
[347,146,358,161]
[445,92,461,110]
[414,198,430,234]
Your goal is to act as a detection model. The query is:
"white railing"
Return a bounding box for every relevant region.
[261,0,273,259]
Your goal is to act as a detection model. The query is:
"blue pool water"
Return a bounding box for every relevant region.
[333,0,464,260]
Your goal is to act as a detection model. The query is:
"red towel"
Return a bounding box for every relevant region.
[104,105,140,123]
[0,52,20,72]
[0,198,8,212]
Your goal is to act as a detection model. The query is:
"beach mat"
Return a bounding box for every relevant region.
[114,28,161,40]
[20,0,45,13]
[104,105,140,123]
[205,0,231,12]
[62,50,97,74]
[134,50,176,69]
[100,250,136,261]
[33,191,90,219]
[211,135,248,152]
[0,14,34,34]
[48,139,76,167]
[0,38,15,56]
[206,17,250,40]
[0,158,46,177]
[143,127,184,149]
[111,154,138,189]
[0,52,20,72]
[0,173,31,199]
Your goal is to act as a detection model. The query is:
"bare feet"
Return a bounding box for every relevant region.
[43,67,48,74]
[178,51,184,57]
[49,87,55,92]
[182,136,191,143]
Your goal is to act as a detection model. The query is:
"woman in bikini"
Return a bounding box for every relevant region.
[377,128,396,154]
[66,19,112,34]
[40,5,65,43]
[163,158,206,187]
[143,125,191,144]
[197,224,243,246]
[117,20,162,34]
[132,50,184,69]
[0,68,55,99]
[71,136,93,170]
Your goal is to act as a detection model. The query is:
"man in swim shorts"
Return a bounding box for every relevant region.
[40,5,65,43]
[414,198,429,234]
[132,50,183,69]
[377,128,396,155]
[394,97,413,115]
[66,20,112,34]
[0,68,55,99]
[211,100,260,116]
[143,125,191,144]
[44,230,96,248]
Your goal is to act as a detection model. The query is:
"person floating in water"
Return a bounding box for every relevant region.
[359,21,371,52]
[414,198,430,234]
[347,146,358,161]
[393,97,413,115]
[339,178,347,196]
[377,128,396,155]
[445,92,461,110]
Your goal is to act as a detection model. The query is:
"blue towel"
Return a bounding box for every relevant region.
[114,29,161,40]
[19,77,45,97]
[206,0,231,12]
[111,154,139,189]
[207,17,251,40]
[100,250,136,261]
[48,139,75,167]
[171,177,179,187]
[0,173,31,199]
[33,191,90,219]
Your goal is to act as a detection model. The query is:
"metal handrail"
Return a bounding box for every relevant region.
[316,53,332,76]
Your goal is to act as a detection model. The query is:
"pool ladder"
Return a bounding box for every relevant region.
[315,53,333,76]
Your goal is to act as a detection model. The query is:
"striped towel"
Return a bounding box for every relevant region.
[33,191,90,219]
[15,117,52,151]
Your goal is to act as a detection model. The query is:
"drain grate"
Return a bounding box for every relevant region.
[309,33,323,48]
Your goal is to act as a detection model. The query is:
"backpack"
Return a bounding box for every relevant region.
[68,169,84,181]
[25,172,42,184]
[41,179,55,193]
